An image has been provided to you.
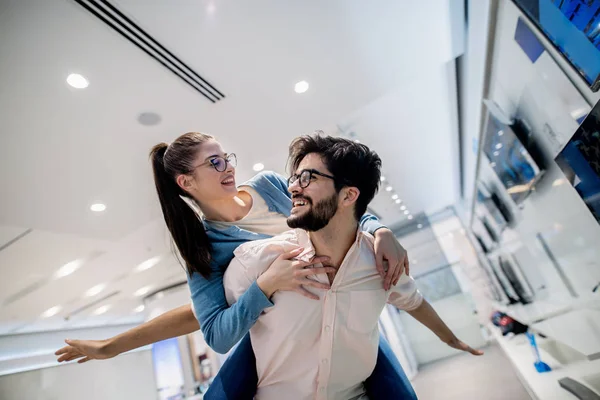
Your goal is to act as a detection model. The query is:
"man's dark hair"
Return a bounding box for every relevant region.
[288,132,382,220]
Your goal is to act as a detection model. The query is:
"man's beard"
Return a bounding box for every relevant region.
[287,193,339,231]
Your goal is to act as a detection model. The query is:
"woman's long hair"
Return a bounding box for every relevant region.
[149,132,214,278]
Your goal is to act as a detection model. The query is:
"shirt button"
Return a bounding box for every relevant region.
[322,358,328,364]
[319,387,325,393]
[324,325,330,332]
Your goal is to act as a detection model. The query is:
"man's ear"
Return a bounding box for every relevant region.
[340,187,360,207]
[176,174,193,192]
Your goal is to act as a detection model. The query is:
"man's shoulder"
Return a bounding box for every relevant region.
[230,229,302,272]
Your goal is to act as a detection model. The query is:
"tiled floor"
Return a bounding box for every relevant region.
[411,343,531,400]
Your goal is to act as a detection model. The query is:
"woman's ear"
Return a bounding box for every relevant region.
[176,174,193,192]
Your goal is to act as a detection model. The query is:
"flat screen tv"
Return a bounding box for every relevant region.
[483,113,544,204]
[512,0,600,92]
[555,99,600,224]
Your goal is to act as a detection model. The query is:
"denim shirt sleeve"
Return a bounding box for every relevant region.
[269,171,292,199]
[360,213,387,234]
[188,266,273,354]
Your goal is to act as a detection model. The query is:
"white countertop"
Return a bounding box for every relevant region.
[489,324,600,399]
[531,309,600,361]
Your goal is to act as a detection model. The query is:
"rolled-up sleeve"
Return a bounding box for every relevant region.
[387,274,423,311]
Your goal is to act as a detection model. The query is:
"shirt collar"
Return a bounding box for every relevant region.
[294,228,366,262]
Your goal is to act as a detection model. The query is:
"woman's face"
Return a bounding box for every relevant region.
[179,139,238,203]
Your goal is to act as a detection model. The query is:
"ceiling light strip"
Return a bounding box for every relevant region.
[73,0,224,103]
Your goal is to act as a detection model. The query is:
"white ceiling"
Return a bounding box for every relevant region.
[0,0,463,334]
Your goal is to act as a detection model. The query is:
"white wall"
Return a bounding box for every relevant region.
[0,349,157,400]
[478,1,600,301]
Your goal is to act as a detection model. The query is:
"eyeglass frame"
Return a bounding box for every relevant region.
[192,153,237,173]
[287,168,344,189]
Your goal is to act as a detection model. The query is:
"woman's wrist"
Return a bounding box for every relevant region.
[257,273,278,298]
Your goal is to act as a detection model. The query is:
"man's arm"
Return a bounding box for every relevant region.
[387,276,483,356]
[56,304,199,363]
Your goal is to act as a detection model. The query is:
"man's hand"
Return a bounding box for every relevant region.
[55,339,116,364]
[445,337,484,356]
[374,228,409,290]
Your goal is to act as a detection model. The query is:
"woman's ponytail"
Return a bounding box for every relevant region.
[149,134,213,278]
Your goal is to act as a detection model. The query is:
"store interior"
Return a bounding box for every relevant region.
[1,0,600,399]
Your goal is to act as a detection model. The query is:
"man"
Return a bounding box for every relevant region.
[223,135,482,400]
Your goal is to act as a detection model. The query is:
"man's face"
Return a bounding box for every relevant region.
[286,153,339,231]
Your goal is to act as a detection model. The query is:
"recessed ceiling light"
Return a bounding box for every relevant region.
[85,283,105,297]
[253,163,265,172]
[493,151,500,157]
[417,224,423,229]
[490,162,497,167]
[55,259,84,279]
[66,73,89,89]
[400,205,407,211]
[395,199,401,204]
[407,215,413,220]
[134,305,145,313]
[380,176,386,182]
[206,1,216,14]
[495,143,503,150]
[134,286,152,297]
[42,305,62,318]
[93,305,110,315]
[90,203,106,212]
[135,256,160,272]
[498,130,504,136]
[404,210,410,215]
[294,80,309,93]
[391,194,399,200]
[385,186,393,192]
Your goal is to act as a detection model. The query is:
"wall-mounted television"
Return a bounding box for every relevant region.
[483,113,545,204]
[555,99,600,224]
[512,0,600,92]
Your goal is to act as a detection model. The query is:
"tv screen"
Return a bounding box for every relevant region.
[555,99,600,224]
[512,0,600,92]
[484,113,544,204]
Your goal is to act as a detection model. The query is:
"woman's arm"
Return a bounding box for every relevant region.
[190,252,333,354]
[56,304,199,363]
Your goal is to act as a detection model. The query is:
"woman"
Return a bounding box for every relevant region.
[56,132,412,399]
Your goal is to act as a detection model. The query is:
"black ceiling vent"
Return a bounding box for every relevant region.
[74,0,225,103]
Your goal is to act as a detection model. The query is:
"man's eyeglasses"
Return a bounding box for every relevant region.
[287,169,338,189]
[194,153,237,173]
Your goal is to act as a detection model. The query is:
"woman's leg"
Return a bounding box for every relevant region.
[364,334,418,400]
[204,333,257,400]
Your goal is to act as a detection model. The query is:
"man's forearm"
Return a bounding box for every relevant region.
[106,304,200,355]
[406,300,457,344]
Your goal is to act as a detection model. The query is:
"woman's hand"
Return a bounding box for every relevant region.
[55,339,116,364]
[374,228,409,290]
[257,247,335,300]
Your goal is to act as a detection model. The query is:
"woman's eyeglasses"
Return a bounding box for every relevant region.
[287,169,337,188]
[194,153,237,172]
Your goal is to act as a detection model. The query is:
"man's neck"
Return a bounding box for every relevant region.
[309,213,359,269]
